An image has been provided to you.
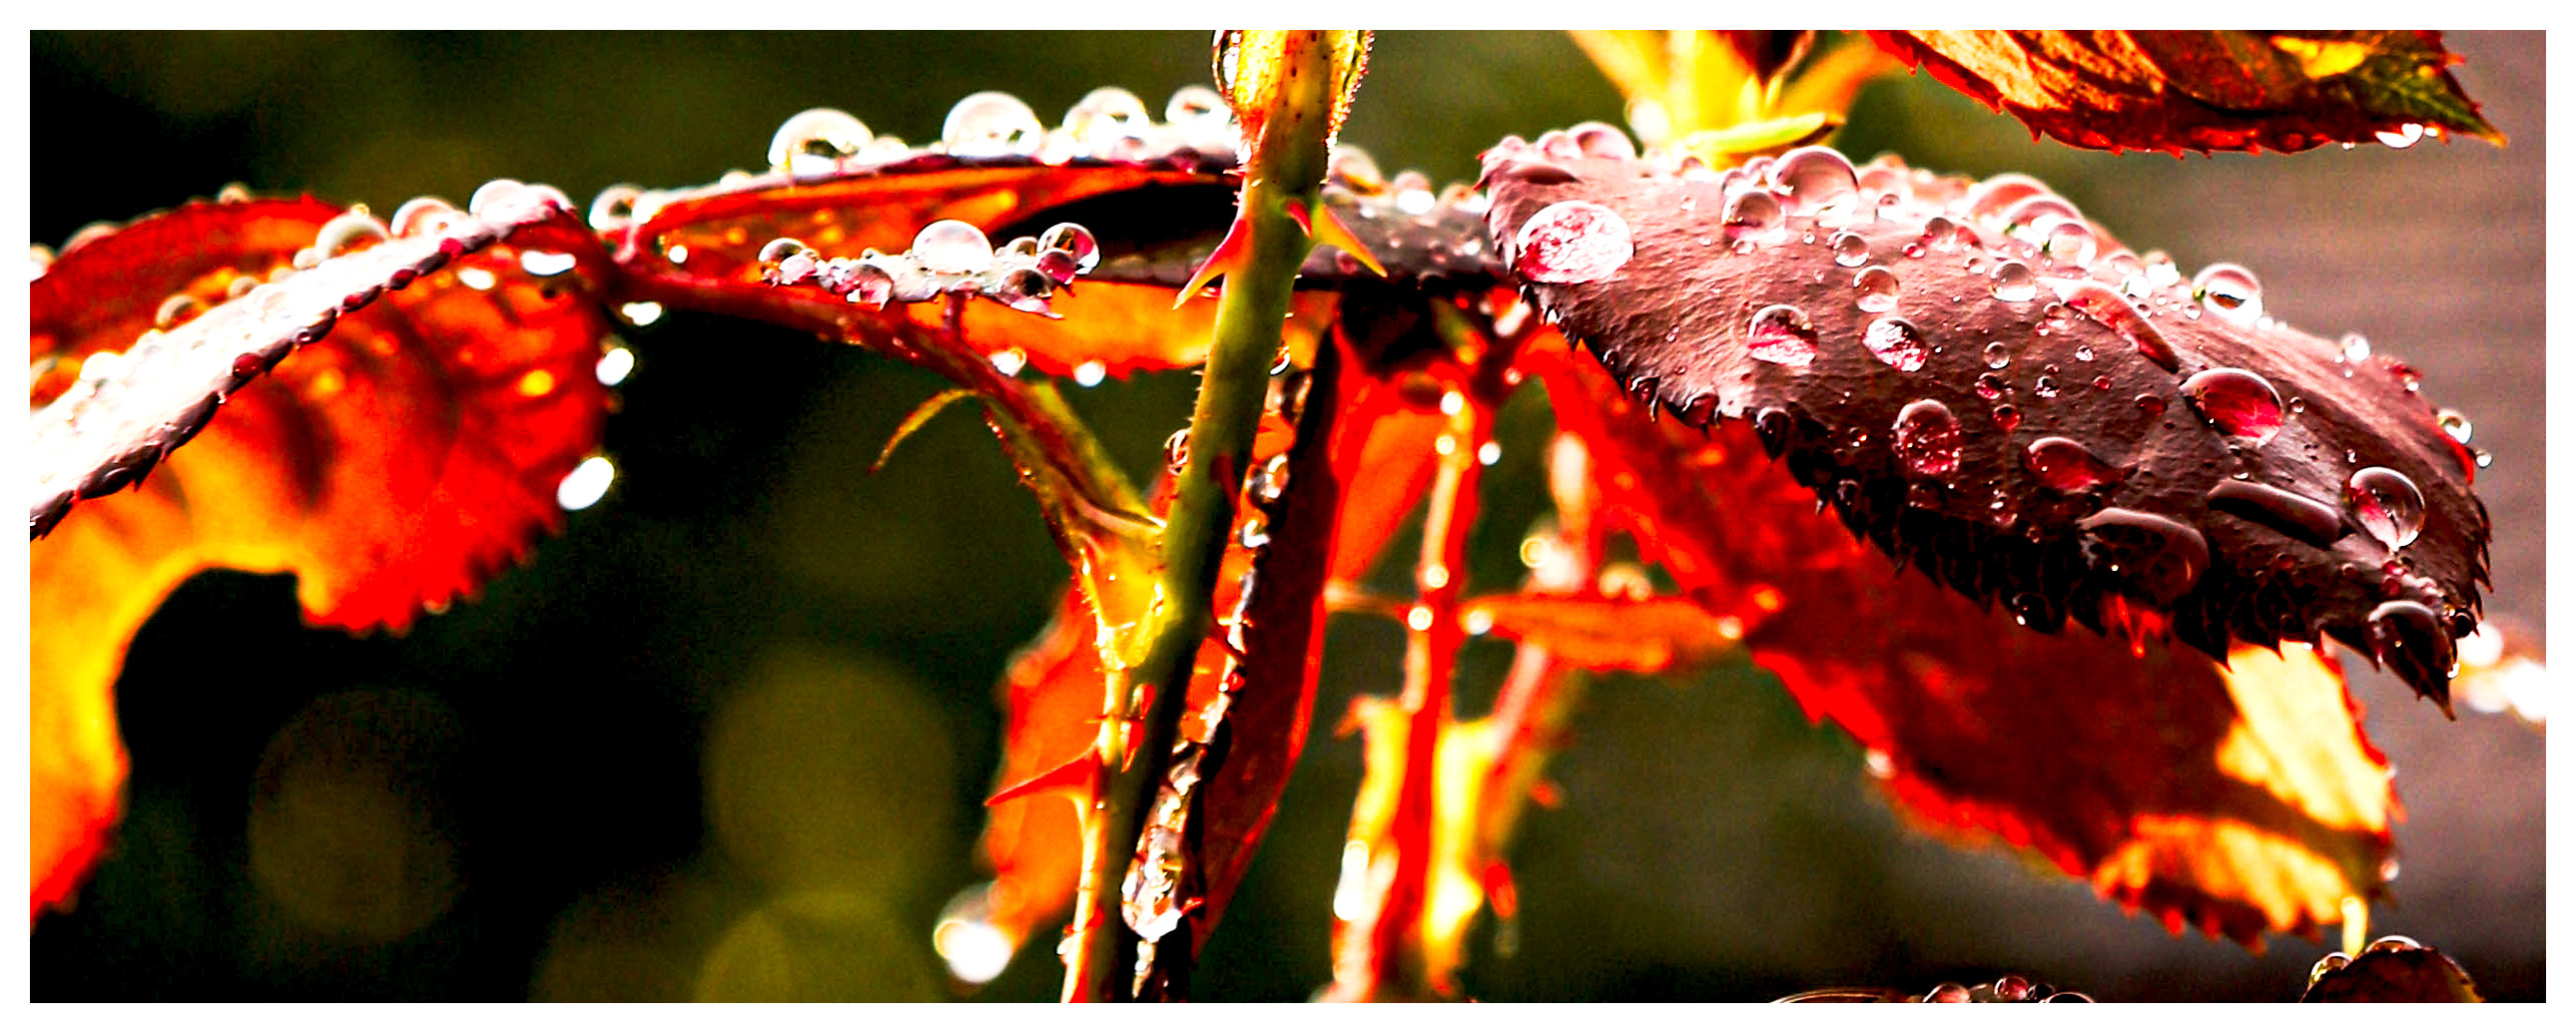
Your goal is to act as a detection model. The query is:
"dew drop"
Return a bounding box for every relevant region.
[2073,342,2095,361]
[1852,264,1899,312]
[1745,304,1818,367]
[2079,508,2210,604]
[993,266,1054,313]
[1965,174,2049,222]
[1721,188,1785,243]
[941,92,1045,159]
[556,455,615,511]
[1569,121,1637,160]
[299,209,390,267]
[1991,403,2021,430]
[2310,953,2353,985]
[1983,341,2011,369]
[1514,201,1632,284]
[2376,123,2425,149]
[1073,360,1107,387]
[1165,85,1229,127]
[2339,332,2371,363]
[2025,436,2129,492]
[1766,146,1859,217]
[1038,223,1099,275]
[1863,316,1926,371]
[1975,372,2008,400]
[991,349,1028,376]
[2207,480,2344,547]
[2044,221,2098,265]
[1890,399,1962,476]
[2192,262,2263,323]
[912,220,995,275]
[2182,367,2284,444]
[2346,466,2425,549]
[759,237,812,265]
[2052,279,2179,371]
[768,107,872,176]
[1998,195,2081,237]
[2436,408,2472,444]
[153,293,204,330]
[1918,215,1974,253]
[389,197,464,239]
[1063,86,1152,151]
[842,261,897,308]
[1829,231,1869,267]
[2367,599,2452,696]
[1988,259,2037,302]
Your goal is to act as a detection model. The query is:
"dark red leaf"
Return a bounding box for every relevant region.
[2299,937,2483,1002]
[1869,31,2502,155]
[1481,140,2488,712]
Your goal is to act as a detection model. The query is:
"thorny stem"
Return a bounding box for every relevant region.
[1061,32,1351,1002]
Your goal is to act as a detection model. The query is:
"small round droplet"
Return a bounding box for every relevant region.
[1863,317,1926,371]
[2073,343,2095,362]
[2192,262,2263,323]
[1038,223,1099,275]
[1988,259,2037,302]
[2026,436,2129,492]
[1514,201,1633,284]
[2044,221,2098,265]
[843,261,897,309]
[2436,408,2472,444]
[301,209,390,267]
[1766,146,1859,216]
[1852,264,1899,312]
[1983,341,2011,369]
[1165,85,1229,128]
[586,185,643,231]
[1569,121,1637,160]
[1829,232,1869,267]
[1063,86,1152,150]
[556,455,615,511]
[389,197,464,239]
[1745,304,1818,367]
[154,293,204,330]
[1992,975,2033,1001]
[1965,174,2049,221]
[2182,367,2284,444]
[2033,375,2059,399]
[1918,215,1974,253]
[1721,188,1785,243]
[2310,952,2354,984]
[942,91,1044,159]
[2376,123,2425,149]
[2340,332,2372,363]
[2346,466,2426,549]
[1891,399,1962,477]
[759,237,812,265]
[768,107,872,176]
[993,267,1053,313]
[912,220,995,275]
[1991,403,2021,430]
[1975,373,2008,400]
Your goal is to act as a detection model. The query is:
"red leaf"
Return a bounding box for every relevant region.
[1543,346,2398,947]
[1461,592,1739,675]
[2300,937,2483,1002]
[1869,31,2502,155]
[1481,140,2488,711]
[30,192,614,915]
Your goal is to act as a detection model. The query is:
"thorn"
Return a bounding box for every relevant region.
[1283,197,1313,236]
[1175,214,1255,307]
[1308,203,1385,277]
[985,751,1098,807]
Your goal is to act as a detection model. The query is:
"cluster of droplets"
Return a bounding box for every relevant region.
[759,220,1097,316]
[756,86,1240,185]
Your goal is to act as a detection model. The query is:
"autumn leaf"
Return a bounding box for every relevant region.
[30,191,614,915]
[1480,137,2488,711]
[1460,591,1740,675]
[1870,31,2502,154]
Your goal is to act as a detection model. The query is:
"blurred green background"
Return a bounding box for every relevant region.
[30,31,2544,1002]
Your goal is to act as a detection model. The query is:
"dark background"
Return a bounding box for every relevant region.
[29,31,2545,1001]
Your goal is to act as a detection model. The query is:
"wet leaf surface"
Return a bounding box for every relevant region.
[30,193,613,914]
[2300,937,2483,1001]
[1541,346,2397,946]
[1482,140,2487,711]
[1869,31,2502,155]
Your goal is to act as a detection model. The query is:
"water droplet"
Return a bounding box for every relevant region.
[556,455,615,511]
[1918,215,1974,253]
[1766,146,1859,216]
[2309,952,2353,984]
[1985,259,2037,302]
[1852,264,1899,312]
[2436,408,2472,444]
[2346,466,2425,549]
[990,349,1027,376]
[912,220,995,275]
[1965,174,2049,222]
[1863,317,1926,371]
[1828,231,1870,268]
[768,107,872,177]
[993,266,1054,313]
[842,261,896,308]
[297,209,390,268]
[2079,508,2210,604]
[153,293,204,330]
[389,197,464,239]
[519,250,575,276]
[1514,201,1633,284]
[2052,279,2179,370]
[2025,436,2129,492]
[2367,600,2452,695]
[1165,85,1229,127]
[759,237,812,265]
[2192,262,2263,323]
[1745,304,1818,367]
[1924,982,1972,1004]
[2043,992,2094,1003]
[1890,399,1962,476]
[464,179,567,220]
[2182,367,2284,444]
[585,185,643,231]
[1569,121,1636,160]
[1983,341,2011,369]
[1975,372,2008,400]
[1063,86,1152,151]
[1998,195,2082,237]
[943,92,1044,158]
[1163,428,1192,474]
[1721,188,1785,243]
[594,344,635,386]
[1038,223,1099,275]
[2339,332,2371,363]
[2044,221,2098,265]
[1991,403,2021,430]
[2208,480,2343,547]
[1073,360,1107,387]
[2376,123,2425,149]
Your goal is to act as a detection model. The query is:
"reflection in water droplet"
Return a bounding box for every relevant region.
[1983,341,2011,369]
[1890,399,1962,476]
[1991,403,2021,430]
[1767,146,1859,216]
[1863,317,1926,371]
[557,455,616,511]
[1038,223,1099,275]
[1853,264,1899,312]
[2079,508,2210,604]
[1975,373,2008,400]
[1514,201,1633,284]
[2045,221,2097,265]
[2025,436,2128,491]
[1745,304,1818,367]
[1830,231,1869,267]
[1918,215,1973,253]
[2346,466,2425,548]
[2436,408,2472,444]
[769,108,873,176]
[2367,600,2452,696]
[1988,259,2037,302]
[2192,262,2263,323]
[2182,367,2284,444]
[912,220,994,275]
[942,92,1044,159]
[1721,188,1785,243]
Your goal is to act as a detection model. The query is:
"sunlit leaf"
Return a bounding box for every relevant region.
[1461,592,1739,675]
[1870,31,2502,154]
[30,193,613,915]
[1481,139,2487,710]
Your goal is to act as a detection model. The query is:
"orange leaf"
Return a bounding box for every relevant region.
[30,193,613,916]
[1461,592,1740,675]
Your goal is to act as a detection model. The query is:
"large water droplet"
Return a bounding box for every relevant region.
[2079,508,2210,604]
[1721,188,1785,243]
[1514,201,1633,284]
[843,261,897,308]
[1063,86,1151,151]
[2207,480,2344,547]
[1853,264,1899,312]
[1165,85,1229,127]
[1891,399,1962,476]
[2367,599,2453,699]
[912,220,995,275]
[2346,466,2425,549]
[2053,278,2179,371]
[1987,259,2037,302]
[1830,231,1869,267]
[1767,146,1859,216]
[1569,121,1636,160]
[768,107,872,177]
[2044,221,2098,265]
[298,208,391,267]
[942,91,1044,159]
[2025,436,2130,492]
[1864,317,1926,371]
[2191,262,2263,324]
[1745,304,1818,366]
[1038,223,1099,275]
[2182,367,2284,444]
[992,267,1053,313]
[1998,195,2082,237]
[388,197,464,239]
[2436,408,2472,444]
[1965,174,2049,222]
